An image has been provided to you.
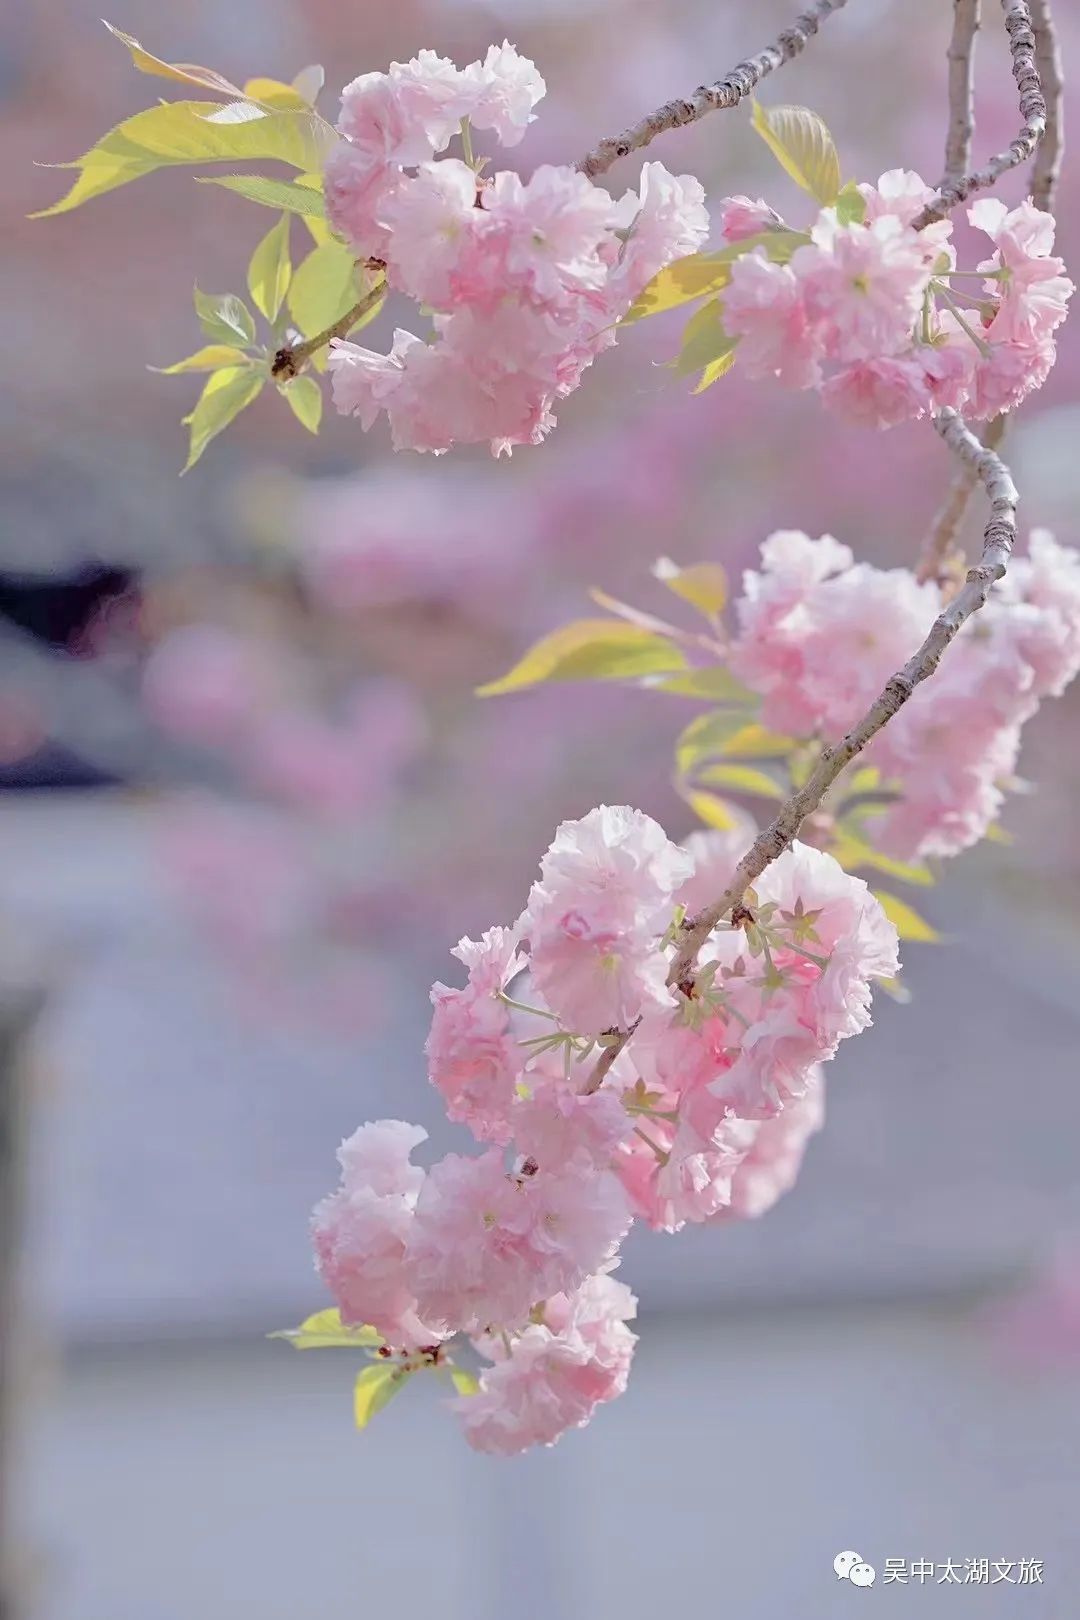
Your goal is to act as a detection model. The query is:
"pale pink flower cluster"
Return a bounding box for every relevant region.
[323,45,708,454]
[728,529,1080,859]
[313,805,898,1451]
[718,174,1072,427]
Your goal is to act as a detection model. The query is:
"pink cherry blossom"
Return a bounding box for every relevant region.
[717,194,783,243]
[405,1149,631,1335]
[461,41,546,147]
[142,624,267,746]
[718,1072,826,1221]
[522,806,691,1033]
[426,926,525,1144]
[970,198,1074,345]
[312,1121,442,1350]
[820,355,932,428]
[322,141,401,262]
[794,215,932,364]
[455,1273,636,1454]
[724,251,822,389]
[381,160,480,308]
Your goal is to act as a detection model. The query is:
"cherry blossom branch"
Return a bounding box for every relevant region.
[914,0,1045,227]
[944,0,981,183]
[664,411,1018,989]
[575,0,850,179]
[270,281,386,380]
[1030,0,1063,210]
[916,414,1005,584]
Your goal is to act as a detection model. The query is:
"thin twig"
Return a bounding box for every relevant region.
[271,281,385,379]
[914,0,1045,227]
[916,414,1005,584]
[1030,0,1063,210]
[665,412,1018,987]
[944,0,981,183]
[576,0,850,179]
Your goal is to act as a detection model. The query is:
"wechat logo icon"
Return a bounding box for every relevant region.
[835,1551,876,1588]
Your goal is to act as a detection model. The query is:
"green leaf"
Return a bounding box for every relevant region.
[151,345,250,375]
[196,172,327,218]
[354,1363,409,1429]
[693,351,738,393]
[716,723,796,759]
[243,76,312,111]
[652,558,728,618]
[102,20,242,97]
[32,98,335,218]
[750,101,841,205]
[269,1308,384,1350]
[681,788,741,831]
[650,667,756,702]
[477,620,686,697]
[194,287,256,347]
[248,214,292,322]
[984,821,1014,846]
[449,1367,480,1397]
[675,709,755,774]
[697,762,787,799]
[834,179,867,226]
[671,299,739,382]
[287,239,361,339]
[622,230,807,322]
[844,765,882,796]
[182,366,264,472]
[292,65,326,107]
[282,374,323,433]
[873,890,941,943]
[833,831,934,886]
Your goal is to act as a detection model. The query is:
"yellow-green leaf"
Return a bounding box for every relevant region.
[287,239,360,339]
[196,172,327,218]
[717,724,796,758]
[282,374,323,433]
[151,345,250,375]
[194,287,256,347]
[244,76,312,111]
[676,709,753,774]
[872,890,941,943]
[833,833,934,887]
[449,1367,480,1397]
[623,229,808,322]
[651,667,756,702]
[269,1308,383,1350]
[844,765,882,796]
[182,366,264,472]
[478,620,686,697]
[697,763,786,799]
[835,179,867,226]
[32,99,335,219]
[248,214,292,322]
[671,299,739,384]
[682,788,741,831]
[750,101,841,205]
[103,20,242,97]
[652,558,728,618]
[693,351,738,392]
[354,1363,409,1429]
[984,821,1014,846]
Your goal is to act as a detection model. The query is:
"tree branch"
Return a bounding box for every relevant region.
[916,414,1005,585]
[1030,0,1063,210]
[271,281,386,380]
[665,412,1018,988]
[576,0,850,179]
[944,0,981,184]
[914,0,1045,227]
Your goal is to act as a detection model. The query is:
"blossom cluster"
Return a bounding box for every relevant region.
[728,528,1080,859]
[323,43,708,454]
[312,805,899,1453]
[717,175,1072,427]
